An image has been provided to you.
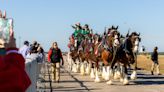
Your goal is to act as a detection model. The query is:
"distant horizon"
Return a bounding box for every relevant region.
[1,0,164,52]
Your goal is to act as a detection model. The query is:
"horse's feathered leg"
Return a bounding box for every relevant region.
[123,64,129,85]
[90,63,95,79]
[94,67,101,82]
[131,52,137,80]
[86,60,91,74]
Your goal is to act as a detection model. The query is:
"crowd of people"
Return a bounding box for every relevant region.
[19,40,45,62]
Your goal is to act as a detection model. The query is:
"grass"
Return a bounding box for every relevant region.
[137,55,164,74]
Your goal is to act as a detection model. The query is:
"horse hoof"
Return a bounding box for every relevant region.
[114,74,119,80]
[123,80,129,85]
[104,77,109,81]
[81,72,85,76]
[120,78,124,82]
[130,76,137,80]
[94,79,101,83]
[106,80,113,85]
[130,71,137,80]
[90,74,95,79]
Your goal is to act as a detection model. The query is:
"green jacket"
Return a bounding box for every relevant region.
[73,29,90,42]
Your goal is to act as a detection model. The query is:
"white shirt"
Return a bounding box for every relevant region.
[19,45,30,58]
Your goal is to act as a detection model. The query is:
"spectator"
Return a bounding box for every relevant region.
[151,46,160,75]
[140,45,146,54]
[19,41,30,58]
[37,44,45,63]
[29,41,38,54]
[0,10,31,92]
[48,42,64,83]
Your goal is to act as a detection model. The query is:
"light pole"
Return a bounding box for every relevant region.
[124,22,132,34]
[18,36,21,48]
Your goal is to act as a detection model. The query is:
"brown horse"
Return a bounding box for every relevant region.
[77,33,103,82]
[68,44,81,73]
[101,27,119,65]
[78,39,92,75]
[101,26,120,80]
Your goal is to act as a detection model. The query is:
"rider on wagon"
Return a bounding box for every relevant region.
[82,24,91,39]
[72,23,83,49]
[71,23,92,50]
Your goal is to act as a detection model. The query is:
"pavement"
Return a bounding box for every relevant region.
[37,56,164,92]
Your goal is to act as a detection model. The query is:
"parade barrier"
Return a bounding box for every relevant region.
[25,54,39,92]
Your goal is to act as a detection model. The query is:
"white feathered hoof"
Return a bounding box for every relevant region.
[114,73,119,80]
[94,69,101,83]
[104,73,110,81]
[76,64,80,73]
[123,78,129,85]
[106,80,113,85]
[80,63,85,75]
[90,68,95,79]
[94,77,101,83]
[120,78,124,82]
[102,67,105,79]
[86,65,91,75]
[73,68,78,73]
[72,64,77,73]
[85,67,89,74]
[130,71,137,80]
[98,71,102,76]
[80,70,85,75]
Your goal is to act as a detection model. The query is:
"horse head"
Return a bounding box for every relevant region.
[130,32,141,53]
[93,33,101,45]
[125,32,141,64]
[108,25,120,47]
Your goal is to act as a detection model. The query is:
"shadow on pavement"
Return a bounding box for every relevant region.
[133,74,164,85]
[63,67,92,91]
[134,80,164,85]
[54,88,100,92]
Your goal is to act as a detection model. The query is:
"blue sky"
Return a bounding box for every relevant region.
[1,0,164,52]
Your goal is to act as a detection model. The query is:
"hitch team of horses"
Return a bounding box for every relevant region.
[67,23,141,85]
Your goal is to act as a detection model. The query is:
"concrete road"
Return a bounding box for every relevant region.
[37,57,164,92]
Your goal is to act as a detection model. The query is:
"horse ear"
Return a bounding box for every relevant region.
[112,25,114,29]
[116,26,119,30]
[126,30,130,37]
[139,37,141,42]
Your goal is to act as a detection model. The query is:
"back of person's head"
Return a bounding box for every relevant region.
[24,41,29,46]
[29,41,39,54]
[154,46,158,51]
[37,43,40,47]
[33,41,37,46]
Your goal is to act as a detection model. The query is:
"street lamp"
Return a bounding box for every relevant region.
[18,36,21,48]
